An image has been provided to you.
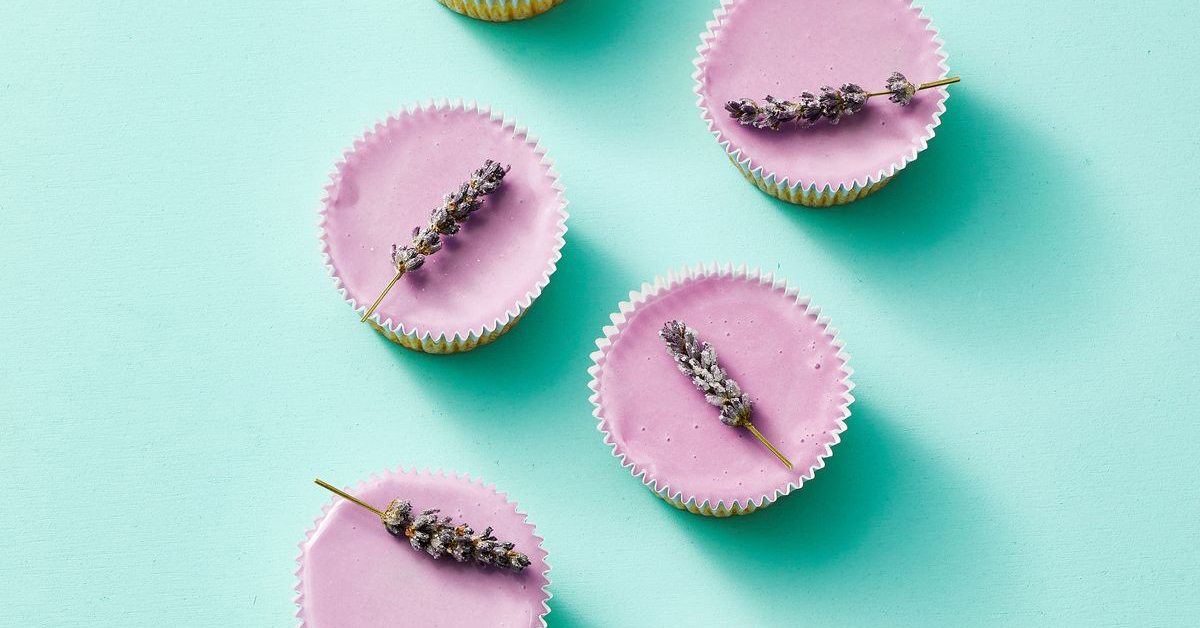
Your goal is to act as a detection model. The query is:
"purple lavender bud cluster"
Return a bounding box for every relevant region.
[724,82,866,130]
[886,71,917,106]
[660,320,753,428]
[390,159,510,275]
[724,98,760,126]
[383,498,532,573]
[824,83,868,123]
[723,70,937,130]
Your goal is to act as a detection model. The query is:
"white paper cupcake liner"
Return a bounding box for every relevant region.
[295,466,552,628]
[693,0,951,208]
[587,262,855,516]
[318,100,569,354]
[435,0,567,21]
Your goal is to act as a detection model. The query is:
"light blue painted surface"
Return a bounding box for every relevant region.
[1,1,1197,626]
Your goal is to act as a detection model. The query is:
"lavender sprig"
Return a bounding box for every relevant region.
[390,159,510,275]
[314,479,532,574]
[359,159,510,322]
[724,71,960,131]
[383,499,532,573]
[660,320,793,469]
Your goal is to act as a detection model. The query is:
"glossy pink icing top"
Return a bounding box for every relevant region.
[697,0,949,188]
[321,105,565,338]
[593,272,851,507]
[298,471,550,628]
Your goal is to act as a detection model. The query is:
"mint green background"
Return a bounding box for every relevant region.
[2,1,1198,626]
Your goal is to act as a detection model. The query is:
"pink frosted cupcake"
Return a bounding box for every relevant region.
[694,0,952,207]
[319,102,568,353]
[435,0,567,21]
[297,468,551,628]
[588,264,855,516]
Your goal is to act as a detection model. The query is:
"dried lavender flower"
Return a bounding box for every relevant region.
[796,91,823,127]
[724,98,760,126]
[724,71,960,130]
[390,159,509,275]
[761,95,800,130]
[815,86,839,124]
[359,159,510,322]
[659,320,793,468]
[818,83,867,124]
[840,83,867,115]
[886,71,917,106]
[660,320,753,427]
[383,498,532,573]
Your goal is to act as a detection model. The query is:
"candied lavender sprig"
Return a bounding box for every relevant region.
[724,72,961,131]
[381,499,531,572]
[314,479,532,573]
[359,159,510,322]
[659,320,793,469]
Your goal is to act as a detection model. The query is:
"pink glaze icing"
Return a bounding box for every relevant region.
[321,104,567,339]
[697,0,950,189]
[297,470,551,628]
[591,268,852,509]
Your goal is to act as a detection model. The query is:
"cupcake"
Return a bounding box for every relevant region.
[588,264,855,516]
[436,0,567,21]
[319,102,568,353]
[694,0,951,207]
[297,468,552,628]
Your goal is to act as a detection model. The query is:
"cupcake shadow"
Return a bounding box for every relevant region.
[665,399,900,565]
[773,92,1111,340]
[773,92,996,244]
[375,230,630,427]
[543,599,605,628]
[444,0,705,94]
[667,399,1017,609]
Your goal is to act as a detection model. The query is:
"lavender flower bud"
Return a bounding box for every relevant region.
[818,85,844,124]
[765,95,804,130]
[840,83,867,115]
[431,207,458,235]
[414,508,440,529]
[382,499,414,534]
[506,549,531,571]
[725,98,761,126]
[474,160,507,194]
[796,91,823,126]
[390,244,424,273]
[720,398,753,427]
[450,197,481,221]
[450,538,473,562]
[430,527,455,558]
[391,244,411,265]
[443,186,466,207]
[413,227,442,255]
[886,71,916,106]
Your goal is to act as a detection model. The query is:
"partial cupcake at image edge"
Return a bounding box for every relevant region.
[297,468,552,628]
[694,0,953,207]
[319,101,568,353]
[436,0,568,21]
[588,263,855,516]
